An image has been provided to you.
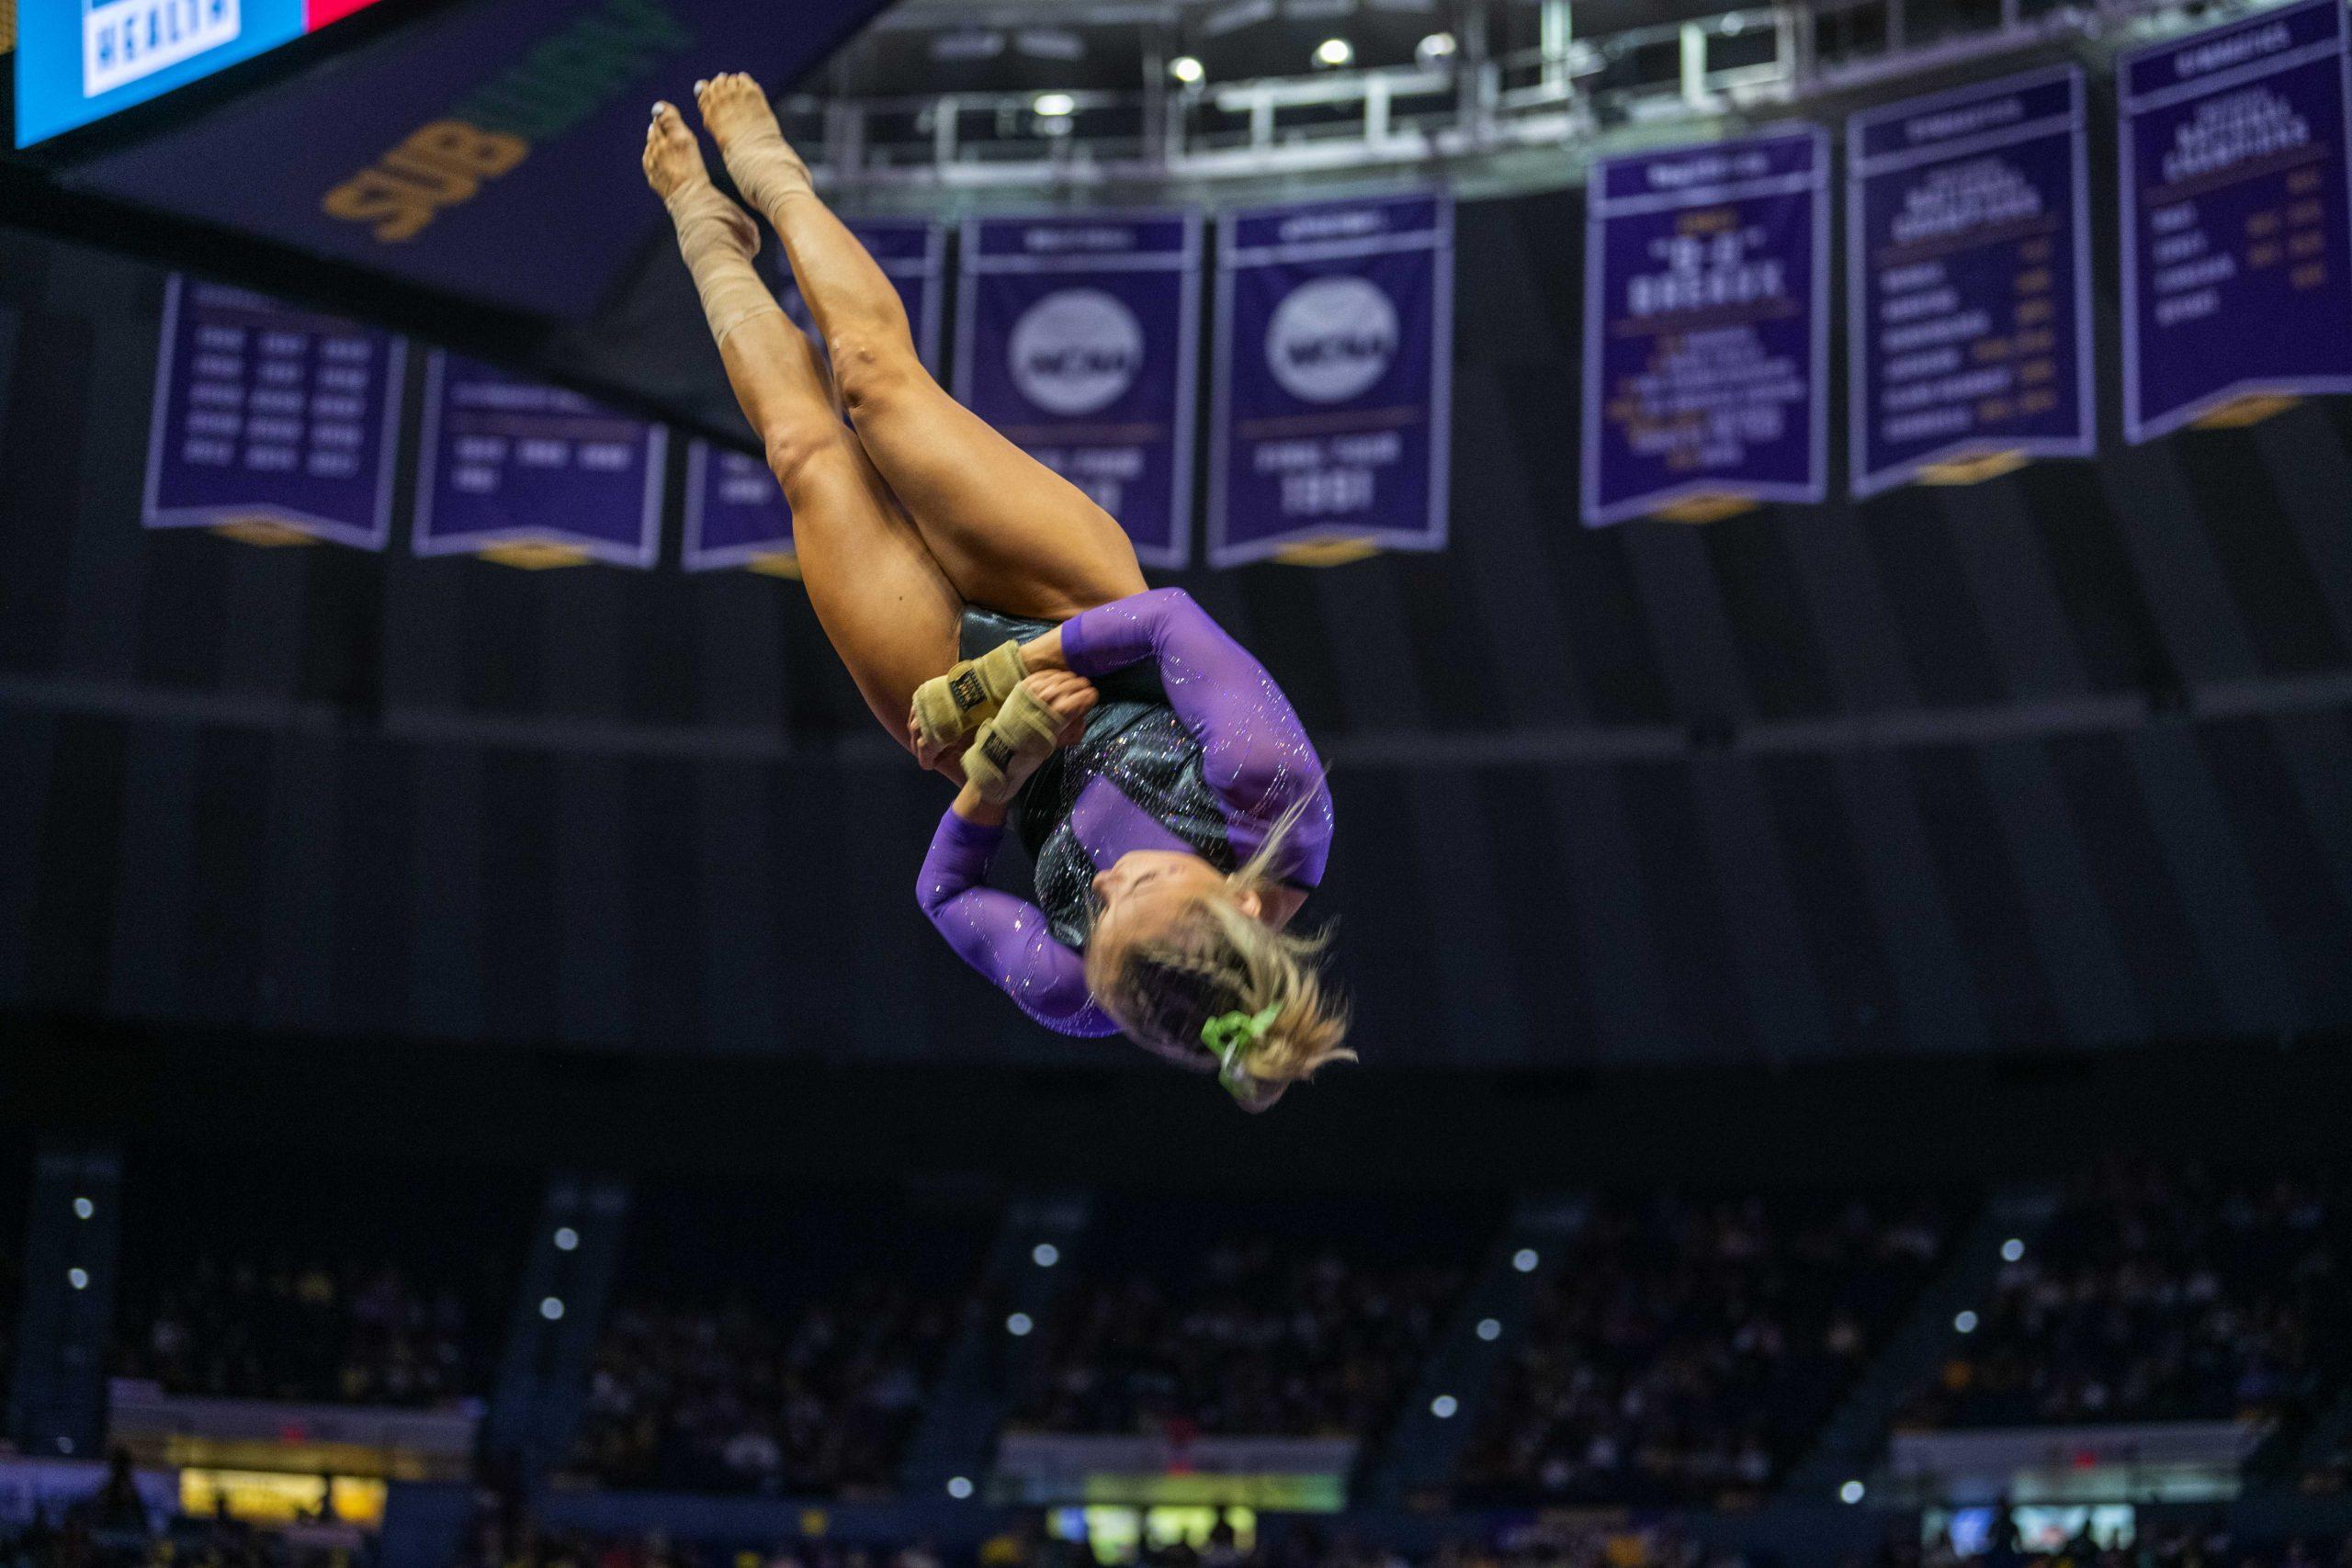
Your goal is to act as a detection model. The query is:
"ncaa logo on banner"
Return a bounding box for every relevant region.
[1009,288,1145,415]
[1265,276,1397,404]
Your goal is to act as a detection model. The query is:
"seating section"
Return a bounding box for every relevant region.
[109,1155,526,1407]
[1459,1192,1955,1506]
[1013,1195,1493,1438]
[1900,1163,2350,1429]
[566,1182,995,1495]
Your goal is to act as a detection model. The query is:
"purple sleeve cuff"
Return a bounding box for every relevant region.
[937,810,1004,855]
[1057,608,1109,675]
[915,810,1004,914]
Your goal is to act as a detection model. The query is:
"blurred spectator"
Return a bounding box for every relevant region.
[112,1255,488,1407]
[108,1154,526,1410]
[1461,1192,1952,1506]
[1901,1164,2348,1429]
[1016,1229,1468,1438]
[568,1280,959,1495]
[461,1526,1766,1568]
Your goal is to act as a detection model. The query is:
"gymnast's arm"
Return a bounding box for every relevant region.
[916,791,1122,1037]
[1022,588,1332,883]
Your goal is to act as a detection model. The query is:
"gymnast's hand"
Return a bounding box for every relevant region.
[956,671,1099,804]
[1021,670,1099,745]
[912,671,1096,773]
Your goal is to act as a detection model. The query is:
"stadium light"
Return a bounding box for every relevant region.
[554,1226,580,1252]
[1430,1394,1459,1418]
[1034,92,1077,118]
[540,1296,565,1321]
[1007,1312,1035,1337]
[1512,1247,1540,1273]
[1840,1481,1867,1505]
[947,1476,976,1499]
[1954,1310,1979,1334]
[1476,1317,1502,1341]
[67,1268,88,1291]
[1032,1242,1060,1268]
[2001,1237,2025,1262]
[1314,37,1353,67]
[72,1197,93,1220]
[1170,55,1205,84]
[1417,31,1456,61]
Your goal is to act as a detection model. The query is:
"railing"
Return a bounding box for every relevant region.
[779,0,2274,203]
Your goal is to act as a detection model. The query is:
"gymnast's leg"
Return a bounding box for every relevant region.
[692,73,1149,624]
[644,102,960,751]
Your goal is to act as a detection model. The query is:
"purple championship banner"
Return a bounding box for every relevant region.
[2120,0,2352,441]
[1581,127,1829,527]
[682,220,945,574]
[955,212,1201,570]
[681,445,797,576]
[141,276,405,549]
[1208,191,1453,569]
[1849,67,2095,498]
[413,353,665,569]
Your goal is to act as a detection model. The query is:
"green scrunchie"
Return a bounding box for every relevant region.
[1203,1004,1282,1100]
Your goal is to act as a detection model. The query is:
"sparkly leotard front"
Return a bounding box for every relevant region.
[915,588,1334,1054]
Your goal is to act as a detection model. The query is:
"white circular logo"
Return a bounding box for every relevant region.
[1008,288,1144,415]
[1265,276,1398,404]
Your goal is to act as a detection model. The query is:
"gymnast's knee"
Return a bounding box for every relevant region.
[827,330,919,417]
[762,420,853,499]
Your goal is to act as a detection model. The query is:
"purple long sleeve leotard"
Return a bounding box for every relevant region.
[915,588,1334,1054]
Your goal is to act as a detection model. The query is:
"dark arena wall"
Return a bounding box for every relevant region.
[3,192,2352,1070]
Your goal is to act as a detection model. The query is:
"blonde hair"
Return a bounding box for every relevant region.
[1083,792,1354,1085]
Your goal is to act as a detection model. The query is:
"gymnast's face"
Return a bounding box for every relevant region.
[1089,851,1261,960]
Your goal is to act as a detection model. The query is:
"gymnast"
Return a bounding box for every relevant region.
[643,75,1348,1110]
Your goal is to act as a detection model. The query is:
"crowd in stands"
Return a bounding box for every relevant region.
[1013,1204,1473,1437]
[0,1449,368,1568]
[458,1518,2352,1568]
[462,1520,1765,1568]
[111,1256,491,1407]
[567,1280,960,1495]
[1458,1193,1953,1507]
[1859,1514,2352,1568]
[1900,1165,2349,1429]
[106,1156,524,1410]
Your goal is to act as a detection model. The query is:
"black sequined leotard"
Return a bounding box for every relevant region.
[915,589,1334,1048]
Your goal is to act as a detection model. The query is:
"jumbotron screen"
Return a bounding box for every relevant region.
[13,0,391,146]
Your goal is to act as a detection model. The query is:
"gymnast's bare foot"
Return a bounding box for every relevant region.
[694,73,812,199]
[643,102,758,254]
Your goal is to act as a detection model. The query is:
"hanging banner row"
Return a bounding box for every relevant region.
[146,191,1453,570]
[1587,0,2352,522]
[144,0,2352,553]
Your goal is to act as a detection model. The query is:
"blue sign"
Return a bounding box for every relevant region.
[683,220,944,573]
[142,275,405,548]
[956,212,1201,570]
[65,0,897,317]
[413,352,665,568]
[1208,191,1452,568]
[1581,127,1829,526]
[2119,0,2352,441]
[15,0,306,146]
[1848,66,2095,496]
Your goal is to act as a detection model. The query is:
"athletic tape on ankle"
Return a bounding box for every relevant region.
[666,185,783,349]
[725,131,814,220]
